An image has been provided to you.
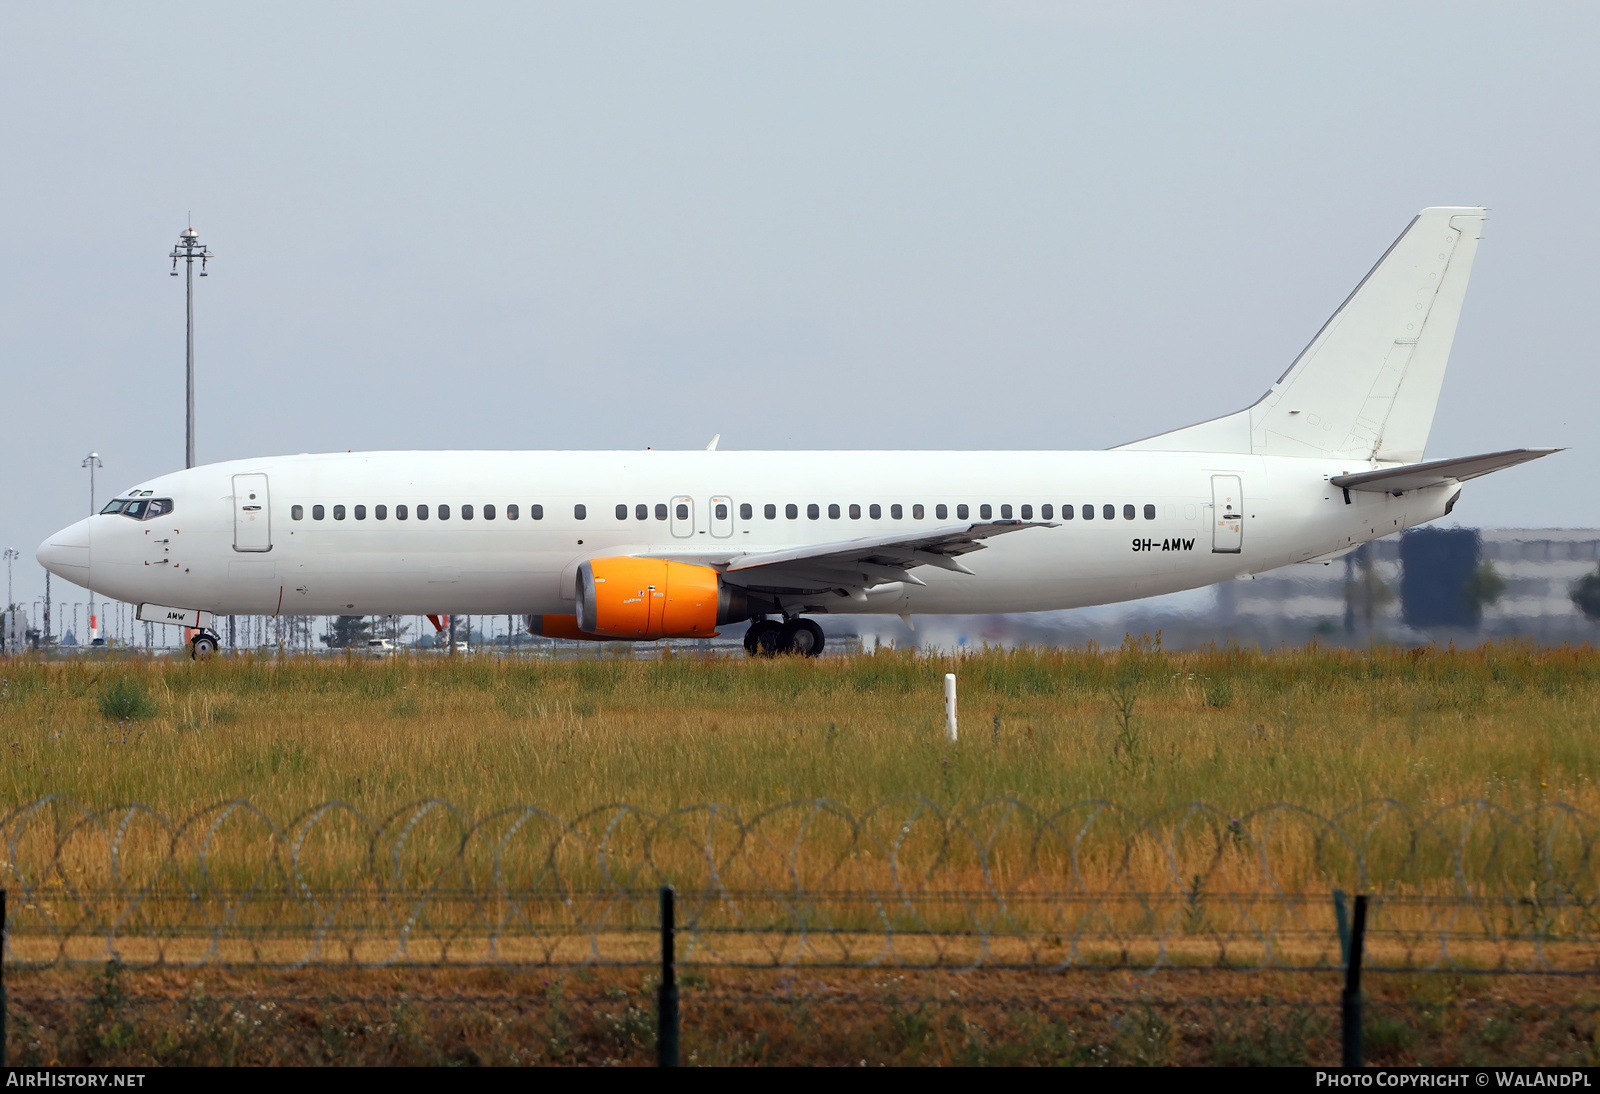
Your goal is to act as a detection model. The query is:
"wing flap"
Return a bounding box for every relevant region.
[1330,447,1560,493]
[709,520,1054,594]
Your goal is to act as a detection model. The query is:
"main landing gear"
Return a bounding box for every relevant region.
[743,617,825,658]
[189,630,221,660]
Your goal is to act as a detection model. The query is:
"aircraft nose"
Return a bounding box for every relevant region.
[37,518,91,587]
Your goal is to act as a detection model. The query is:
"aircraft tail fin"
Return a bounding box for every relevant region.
[1117,207,1487,462]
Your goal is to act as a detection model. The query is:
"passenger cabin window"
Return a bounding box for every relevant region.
[1059,504,1071,520]
[913,504,924,519]
[739,503,752,520]
[1000,504,1012,519]
[461,504,473,520]
[531,504,543,519]
[376,505,388,520]
[1041,504,1052,519]
[765,504,777,519]
[635,503,647,520]
[397,505,408,520]
[1020,504,1032,520]
[956,504,969,519]
[849,503,861,519]
[292,505,304,520]
[616,504,628,520]
[936,504,948,519]
[1082,504,1093,520]
[506,504,518,520]
[417,505,428,520]
[484,504,496,520]
[828,503,840,519]
[888,503,900,519]
[573,504,585,520]
[1144,504,1156,520]
[807,503,820,519]
[313,504,326,520]
[869,504,882,519]
[979,504,992,519]
[676,503,689,520]
[656,503,668,520]
[354,505,366,520]
[439,504,451,520]
[716,502,729,520]
[1103,504,1115,520]
[333,505,345,520]
[786,504,798,519]
[1123,504,1135,520]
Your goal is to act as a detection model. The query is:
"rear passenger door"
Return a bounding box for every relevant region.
[1211,475,1243,553]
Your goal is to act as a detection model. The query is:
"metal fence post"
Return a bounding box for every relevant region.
[658,885,679,1067]
[2,888,8,1068]
[1341,893,1367,1069]
[1333,888,1350,965]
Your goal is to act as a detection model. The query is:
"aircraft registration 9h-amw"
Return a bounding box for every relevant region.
[38,207,1559,658]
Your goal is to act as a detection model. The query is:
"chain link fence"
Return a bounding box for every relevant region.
[4,796,1598,1065]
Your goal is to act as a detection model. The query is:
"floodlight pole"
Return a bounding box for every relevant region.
[3,547,17,654]
[82,452,101,517]
[82,453,101,642]
[169,225,213,469]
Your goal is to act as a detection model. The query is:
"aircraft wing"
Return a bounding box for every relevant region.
[691,521,1054,598]
[1330,448,1561,493]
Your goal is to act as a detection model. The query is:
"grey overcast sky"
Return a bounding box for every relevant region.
[3,1,1597,613]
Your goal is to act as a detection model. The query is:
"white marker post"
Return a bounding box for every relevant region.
[944,673,958,742]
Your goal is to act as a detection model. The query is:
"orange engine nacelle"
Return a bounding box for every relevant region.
[574,557,748,640]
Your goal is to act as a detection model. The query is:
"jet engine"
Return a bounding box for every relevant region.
[573,557,749,639]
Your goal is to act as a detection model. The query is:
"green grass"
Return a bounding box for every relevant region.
[2,639,1594,823]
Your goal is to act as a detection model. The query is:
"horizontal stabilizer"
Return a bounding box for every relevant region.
[1330,448,1560,493]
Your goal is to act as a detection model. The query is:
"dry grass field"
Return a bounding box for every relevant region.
[0,639,1594,821]
[4,640,1600,1066]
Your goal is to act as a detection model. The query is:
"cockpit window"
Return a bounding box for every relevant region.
[105,498,172,521]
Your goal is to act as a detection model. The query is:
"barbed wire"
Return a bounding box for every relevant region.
[2,796,1597,971]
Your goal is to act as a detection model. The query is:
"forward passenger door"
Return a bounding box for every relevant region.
[232,474,272,552]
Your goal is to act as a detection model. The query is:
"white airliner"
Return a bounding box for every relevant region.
[38,207,1557,657]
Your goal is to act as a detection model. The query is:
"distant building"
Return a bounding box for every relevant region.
[3,607,28,653]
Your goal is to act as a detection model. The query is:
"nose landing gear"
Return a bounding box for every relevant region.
[742,617,825,658]
[189,631,221,660]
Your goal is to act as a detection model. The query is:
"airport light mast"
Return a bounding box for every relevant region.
[169,224,213,469]
[82,452,101,644]
[3,546,17,654]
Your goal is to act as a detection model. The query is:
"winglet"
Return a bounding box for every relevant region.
[705,434,720,451]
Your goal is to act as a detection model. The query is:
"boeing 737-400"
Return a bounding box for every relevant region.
[37,207,1558,657]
